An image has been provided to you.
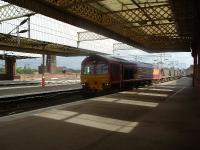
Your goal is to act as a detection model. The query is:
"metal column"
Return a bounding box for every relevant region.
[27,16,31,38]
[42,54,45,87]
[193,54,196,87]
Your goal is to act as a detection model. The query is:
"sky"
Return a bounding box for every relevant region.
[14,50,193,70]
[0,1,193,70]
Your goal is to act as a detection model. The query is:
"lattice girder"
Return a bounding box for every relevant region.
[138,23,177,36]
[107,4,172,24]
[0,4,34,22]
[113,43,135,51]
[78,31,107,42]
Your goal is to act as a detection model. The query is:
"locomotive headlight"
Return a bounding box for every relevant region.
[105,82,110,86]
[81,82,86,86]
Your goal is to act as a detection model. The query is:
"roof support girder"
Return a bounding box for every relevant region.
[44,0,103,7]
[2,0,192,52]
[105,4,170,15]
[106,4,172,24]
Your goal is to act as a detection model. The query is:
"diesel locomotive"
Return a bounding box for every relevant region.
[81,55,182,92]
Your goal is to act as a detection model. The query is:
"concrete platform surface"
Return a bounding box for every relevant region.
[0,83,81,98]
[0,77,199,150]
[0,80,39,86]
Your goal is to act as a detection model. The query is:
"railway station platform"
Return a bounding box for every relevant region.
[0,83,81,98]
[0,77,199,150]
[0,80,39,87]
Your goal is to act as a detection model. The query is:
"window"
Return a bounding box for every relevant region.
[83,64,94,75]
[96,64,108,74]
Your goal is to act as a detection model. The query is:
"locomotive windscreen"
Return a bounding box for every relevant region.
[83,64,95,75]
[82,63,108,75]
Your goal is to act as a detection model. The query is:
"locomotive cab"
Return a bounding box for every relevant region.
[81,56,110,92]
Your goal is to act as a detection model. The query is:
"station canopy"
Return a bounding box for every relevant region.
[0,51,39,59]
[0,53,37,59]
[3,0,195,52]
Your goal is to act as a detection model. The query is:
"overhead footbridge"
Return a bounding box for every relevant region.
[0,33,105,56]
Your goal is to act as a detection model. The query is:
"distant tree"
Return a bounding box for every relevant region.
[16,67,37,74]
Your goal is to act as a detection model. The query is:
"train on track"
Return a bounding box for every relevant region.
[81,55,183,92]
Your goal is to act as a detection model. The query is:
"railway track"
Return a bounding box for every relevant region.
[0,88,119,117]
[0,83,158,117]
[0,89,89,117]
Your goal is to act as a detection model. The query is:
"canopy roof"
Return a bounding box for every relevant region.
[3,0,197,52]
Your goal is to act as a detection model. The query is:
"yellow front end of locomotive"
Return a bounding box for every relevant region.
[81,74,110,91]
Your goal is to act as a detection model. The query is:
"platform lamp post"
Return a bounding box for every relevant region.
[8,18,29,46]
